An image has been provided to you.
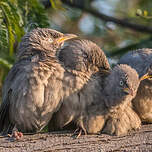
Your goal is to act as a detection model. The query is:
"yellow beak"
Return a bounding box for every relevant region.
[56,34,78,43]
[123,88,133,96]
[140,74,152,81]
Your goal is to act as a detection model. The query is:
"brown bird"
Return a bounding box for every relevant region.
[49,47,148,135]
[48,41,147,136]
[48,39,110,132]
[0,28,77,134]
[78,65,144,136]
[118,48,152,123]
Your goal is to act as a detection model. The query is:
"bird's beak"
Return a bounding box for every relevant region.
[123,88,134,96]
[140,73,152,81]
[56,34,78,43]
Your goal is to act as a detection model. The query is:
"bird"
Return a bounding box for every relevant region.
[0,28,78,135]
[48,40,148,136]
[118,48,152,123]
[48,39,111,132]
[77,64,144,136]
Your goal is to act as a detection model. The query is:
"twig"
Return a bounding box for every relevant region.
[41,0,152,34]
[107,36,152,57]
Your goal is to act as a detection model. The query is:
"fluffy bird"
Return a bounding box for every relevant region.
[118,48,152,123]
[78,64,142,136]
[0,28,77,134]
[48,41,146,136]
[48,39,110,131]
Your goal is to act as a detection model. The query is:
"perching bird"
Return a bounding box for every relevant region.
[48,39,110,132]
[118,48,152,123]
[48,41,147,136]
[0,28,77,134]
[77,64,144,136]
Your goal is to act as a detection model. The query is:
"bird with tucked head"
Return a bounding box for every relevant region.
[0,28,77,135]
[48,39,110,132]
[118,48,152,123]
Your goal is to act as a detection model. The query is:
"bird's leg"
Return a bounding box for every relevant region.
[76,128,82,138]
[72,127,87,138]
[73,127,79,135]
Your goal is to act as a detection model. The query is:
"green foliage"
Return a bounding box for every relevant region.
[136,9,152,19]
[49,0,63,10]
[18,0,49,31]
[0,0,50,97]
[0,0,24,56]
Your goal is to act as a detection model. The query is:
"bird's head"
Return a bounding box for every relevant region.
[104,64,150,107]
[143,58,152,81]
[104,64,152,107]
[17,28,77,59]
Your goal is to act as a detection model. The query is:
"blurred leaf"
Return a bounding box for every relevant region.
[0,58,12,91]
[136,9,142,16]
[0,0,24,56]
[50,0,56,9]
[49,0,64,10]
[136,8,152,19]
[0,58,12,69]
[144,10,148,17]
[18,0,50,31]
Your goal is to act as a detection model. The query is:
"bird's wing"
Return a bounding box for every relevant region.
[0,60,24,134]
[0,89,13,134]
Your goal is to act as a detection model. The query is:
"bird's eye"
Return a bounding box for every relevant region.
[119,80,124,86]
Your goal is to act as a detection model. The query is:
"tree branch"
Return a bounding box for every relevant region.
[107,36,152,57]
[42,0,152,34]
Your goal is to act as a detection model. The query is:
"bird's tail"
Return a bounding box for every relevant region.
[0,96,14,135]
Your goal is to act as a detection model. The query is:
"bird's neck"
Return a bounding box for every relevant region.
[103,91,132,111]
[17,46,58,61]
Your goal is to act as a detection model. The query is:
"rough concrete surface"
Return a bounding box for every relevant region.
[0,124,152,152]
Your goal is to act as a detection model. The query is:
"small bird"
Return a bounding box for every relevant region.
[48,41,147,136]
[118,48,152,123]
[78,64,144,136]
[0,28,77,134]
[48,39,110,132]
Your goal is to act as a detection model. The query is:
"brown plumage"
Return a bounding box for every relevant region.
[48,39,110,131]
[48,40,143,136]
[77,65,142,136]
[118,48,152,123]
[0,28,77,134]
[49,49,145,136]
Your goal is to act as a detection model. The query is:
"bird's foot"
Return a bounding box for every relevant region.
[71,127,87,138]
[8,131,23,140]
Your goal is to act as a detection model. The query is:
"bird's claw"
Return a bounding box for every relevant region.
[72,128,87,138]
